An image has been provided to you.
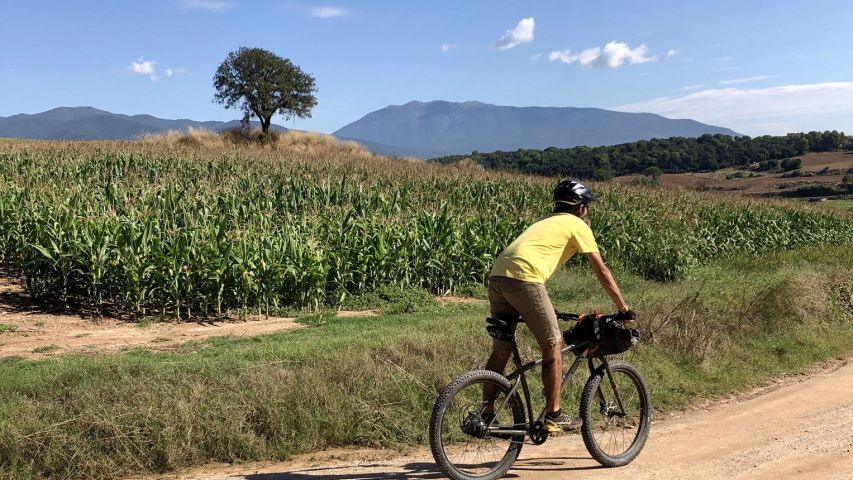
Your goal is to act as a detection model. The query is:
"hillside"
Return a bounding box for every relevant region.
[0,107,287,140]
[333,100,740,157]
[614,151,853,204]
[433,131,850,180]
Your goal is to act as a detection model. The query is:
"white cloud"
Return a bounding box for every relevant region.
[180,0,232,11]
[165,67,188,78]
[719,75,776,85]
[441,43,457,53]
[311,6,346,18]
[128,57,159,81]
[493,17,535,51]
[126,58,186,81]
[681,84,704,91]
[530,53,543,61]
[666,48,681,59]
[614,82,853,134]
[549,41,655,68]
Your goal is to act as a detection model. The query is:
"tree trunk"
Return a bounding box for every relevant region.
[261,116,272,133]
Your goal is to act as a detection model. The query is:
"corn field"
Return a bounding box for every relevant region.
[0,140,851,317]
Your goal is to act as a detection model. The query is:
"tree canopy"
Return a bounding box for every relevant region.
[432,131,850,179]
[213,47,317,133]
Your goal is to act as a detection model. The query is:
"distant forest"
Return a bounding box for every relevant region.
[431,131,851,180]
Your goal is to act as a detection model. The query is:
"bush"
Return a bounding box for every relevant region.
[756,160,780,171]
[342,286,439,314]
[221,127,281,146]
[779,184,840,197]
[643,166,663,179]
[780,158,802,171]
[630,176,659,187]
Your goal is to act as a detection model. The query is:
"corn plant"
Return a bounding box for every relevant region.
[0,140,850,317]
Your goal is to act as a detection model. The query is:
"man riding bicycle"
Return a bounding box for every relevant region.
[485,180,634,433]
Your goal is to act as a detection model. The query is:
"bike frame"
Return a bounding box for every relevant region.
[485,332,625,438]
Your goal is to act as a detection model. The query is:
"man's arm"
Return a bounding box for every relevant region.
[585,251,630,312]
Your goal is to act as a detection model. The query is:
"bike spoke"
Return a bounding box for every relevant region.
[587,367,645,458]
[437,378,521,476]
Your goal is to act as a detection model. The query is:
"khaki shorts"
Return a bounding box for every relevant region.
[488,276,561,352]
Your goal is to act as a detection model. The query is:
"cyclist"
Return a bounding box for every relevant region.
[484,180,634,433]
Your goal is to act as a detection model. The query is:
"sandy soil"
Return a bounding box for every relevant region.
[437,296,487,305]
[799,152,853,170]
[0,275,307,358]
[156,357,853,480]
[0,276,477,359]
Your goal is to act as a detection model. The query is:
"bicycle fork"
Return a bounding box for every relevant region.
[590,357,628,417]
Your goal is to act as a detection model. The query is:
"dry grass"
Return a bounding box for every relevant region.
[138,127,377,161]
[139,127,225,148]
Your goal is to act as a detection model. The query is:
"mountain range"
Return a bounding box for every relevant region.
[0,107,286,140]
[334,101,740,158]
[0,102,739,157]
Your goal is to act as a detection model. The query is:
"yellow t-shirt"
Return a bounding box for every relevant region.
[490,213,599,284]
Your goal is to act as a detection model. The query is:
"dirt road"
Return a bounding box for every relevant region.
[162,358,853,480]
[0,276,308,357]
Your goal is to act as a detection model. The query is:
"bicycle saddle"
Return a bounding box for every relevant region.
[486,316,522,341]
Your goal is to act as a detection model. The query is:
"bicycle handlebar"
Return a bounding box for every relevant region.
[555,311,624,322]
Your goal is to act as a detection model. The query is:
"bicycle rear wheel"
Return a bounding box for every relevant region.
[429,370,526,480]
[579,360,650,467]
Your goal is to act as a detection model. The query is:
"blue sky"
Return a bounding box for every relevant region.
[2,0,852,136]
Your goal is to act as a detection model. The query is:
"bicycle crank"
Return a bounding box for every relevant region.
[529,420,549,445]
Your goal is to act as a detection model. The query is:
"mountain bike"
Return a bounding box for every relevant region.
[429,311,650,480]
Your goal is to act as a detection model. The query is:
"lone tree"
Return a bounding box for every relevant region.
[643,166,663,179]
[213,47,317,133]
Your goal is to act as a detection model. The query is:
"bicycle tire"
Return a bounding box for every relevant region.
[429,369,526,480]
[579,360,650,467]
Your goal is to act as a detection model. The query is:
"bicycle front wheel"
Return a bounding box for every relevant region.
[579,360,651,467]
[429,369,526,480]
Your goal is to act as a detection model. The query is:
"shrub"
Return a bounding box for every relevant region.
[643,166,663,179]
[757,160,780,171]
[221,127,281,145]
[780,158,802,171]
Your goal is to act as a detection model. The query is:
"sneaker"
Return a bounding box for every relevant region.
[544,413,583,432]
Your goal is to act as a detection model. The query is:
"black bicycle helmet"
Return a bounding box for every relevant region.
[553,180,594,206]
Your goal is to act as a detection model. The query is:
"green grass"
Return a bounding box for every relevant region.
[0,246,850,479]
[824,198,853,211]
[31,345,60,354]
[0,323,18,334]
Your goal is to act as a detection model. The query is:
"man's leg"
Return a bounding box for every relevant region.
[502,281,580,430]
[482,348,511,416]
[541,342,563,413]
[483,277,518,414]
[485,349,512,375]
